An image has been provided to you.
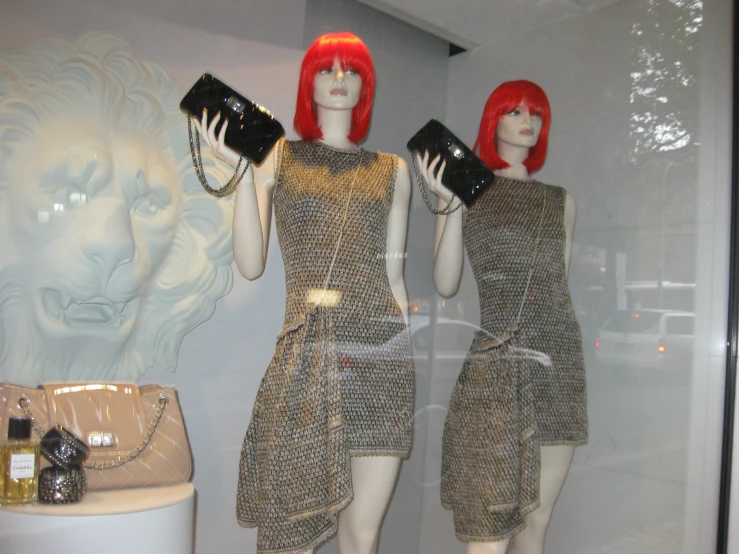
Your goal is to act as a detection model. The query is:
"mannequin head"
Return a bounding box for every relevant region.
[294,32,375,143]
[474,80,551,173]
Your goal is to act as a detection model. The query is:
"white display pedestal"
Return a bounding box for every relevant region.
[0,482,195,554]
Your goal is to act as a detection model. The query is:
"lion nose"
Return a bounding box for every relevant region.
[80,199,136,278]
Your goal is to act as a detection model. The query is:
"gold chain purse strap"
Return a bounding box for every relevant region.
[318,148,365,296]
[18,395,169,470]
[187,116,251,198]
[483,191,548,347]
[410,154,463,215]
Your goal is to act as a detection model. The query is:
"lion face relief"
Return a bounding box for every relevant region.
[0,33,234,386]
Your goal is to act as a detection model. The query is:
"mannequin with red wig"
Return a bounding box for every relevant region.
[418,80,585,554]
[196,32,412,554]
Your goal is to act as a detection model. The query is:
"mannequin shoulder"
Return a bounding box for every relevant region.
[563,189,577,230]
[373,151,410,185]
[539,182,577,222]
[251,137,287,190]
[392,156,411,193]
[393,155,410,176]
[564,189,576,206]
[374,150,405,167]
[541,182,576,208]
[561,188,577,213]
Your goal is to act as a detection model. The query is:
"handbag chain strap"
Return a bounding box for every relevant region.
[516,193,547,321]
[188,116,251,198]
[499,193,548,342]
[318,149,364,296]
[18,395,169,470]
[411,153,463,215]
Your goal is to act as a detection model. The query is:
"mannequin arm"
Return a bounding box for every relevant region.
[432,205,464,298]
[195,110,275,280]
[416,153,464,297]
[232,146,276,280]
[386,158,412,325]
[563,190,577,276]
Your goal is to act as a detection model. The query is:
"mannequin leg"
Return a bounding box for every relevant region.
[336,456,401,554]
[508,445,575,554]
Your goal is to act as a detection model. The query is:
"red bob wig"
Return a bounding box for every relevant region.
[474,80,551,174]
[294,32,376,143]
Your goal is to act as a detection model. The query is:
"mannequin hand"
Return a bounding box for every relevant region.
[192,108,243,169]
[416,151,455,205]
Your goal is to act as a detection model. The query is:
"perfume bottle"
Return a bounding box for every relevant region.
[0,417,40,505]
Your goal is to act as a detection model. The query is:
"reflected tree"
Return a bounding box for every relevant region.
[627,0,702,293]
[630,0,702,161]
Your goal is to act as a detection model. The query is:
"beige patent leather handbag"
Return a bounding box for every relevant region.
[0,383,192,491]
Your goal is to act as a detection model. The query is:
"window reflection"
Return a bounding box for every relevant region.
[561,1,703,552]
[412,1,708,552]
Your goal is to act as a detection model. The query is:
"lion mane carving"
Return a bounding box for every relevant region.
[0,33,234,385]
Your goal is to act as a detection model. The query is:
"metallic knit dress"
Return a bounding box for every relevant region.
[441,177,588,542]
[236,140,414,554]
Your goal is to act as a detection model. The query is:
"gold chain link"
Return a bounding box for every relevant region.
[410,153,463,215]
[18,395,169,470]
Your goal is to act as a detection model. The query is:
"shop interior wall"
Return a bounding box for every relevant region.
[431,1,732,553]
[0,0,449,552]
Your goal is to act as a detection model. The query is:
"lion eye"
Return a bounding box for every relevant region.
[131,170,169,216]
[51,185,87,212]
[132,193,163,216]
[68,191,87,207]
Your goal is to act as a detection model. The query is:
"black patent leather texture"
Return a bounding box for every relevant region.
[407,119,495,206]
[180,73,285,165]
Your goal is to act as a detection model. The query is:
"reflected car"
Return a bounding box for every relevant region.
[333,315,551,378]
[409,317,552,406]
[410,318,551,367]
[594,309,694,371]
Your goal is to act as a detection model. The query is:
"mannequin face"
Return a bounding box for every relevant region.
[495,104,543,150]
[313,58,362,111]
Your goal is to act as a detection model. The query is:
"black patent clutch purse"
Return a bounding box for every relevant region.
[180,74,284,164]
[407,119,495,212]
[181,74,285,197]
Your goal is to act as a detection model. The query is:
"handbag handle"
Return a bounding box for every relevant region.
[18,395,169,470]
[188,117,251,197]
[411,153,463,215]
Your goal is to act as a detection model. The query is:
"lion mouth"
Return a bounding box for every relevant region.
[43,289,138,328]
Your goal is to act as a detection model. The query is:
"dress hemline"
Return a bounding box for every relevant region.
[538,437,588,447]
[441,497,542,544]
[237,447,410,553]
[348,446,410,459]
[237,517,338,554]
